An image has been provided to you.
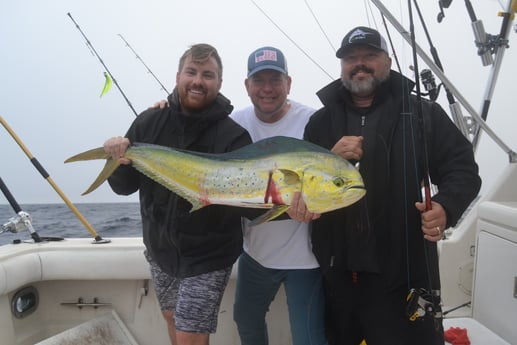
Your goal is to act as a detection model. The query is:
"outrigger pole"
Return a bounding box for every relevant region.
[67,12,138,117]
[0,116,110,244]
[118,34,170,95]
[468,0,517,151]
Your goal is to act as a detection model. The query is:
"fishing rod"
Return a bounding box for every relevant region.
[0,177,41,242]
[118,34,169,95]
[0,115,110,244]
[412,0,470,138]
[405,2,443,335]
[67,12,138,117]
[407,0,432,212]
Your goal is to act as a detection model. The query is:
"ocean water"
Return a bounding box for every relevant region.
[0,203,141,245]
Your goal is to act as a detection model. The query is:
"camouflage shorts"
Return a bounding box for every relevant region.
[146,253,232,333]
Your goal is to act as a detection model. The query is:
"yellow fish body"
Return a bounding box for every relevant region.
[65,136,366,225]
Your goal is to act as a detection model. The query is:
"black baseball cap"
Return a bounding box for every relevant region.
[336,26,389,58]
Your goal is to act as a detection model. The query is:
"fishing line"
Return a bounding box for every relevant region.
[67,12,138,117]
[249,0,333,79]
[380,15,403,74]
[118,34,170,95]
[303,0,336,52]
[363,0,372,26]
[0,115,109,244]
[364,0,380,29]
[363,1,403,73]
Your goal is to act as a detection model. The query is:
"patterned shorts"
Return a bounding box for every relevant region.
[146,254,232,333]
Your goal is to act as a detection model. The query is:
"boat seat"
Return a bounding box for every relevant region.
[34,310,139,345]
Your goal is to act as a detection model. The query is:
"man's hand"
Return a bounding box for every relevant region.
[331,136,363,161]
[149,99,169,109]
[103,136,131,165]
[415,201,447,242]
[287,192,321,223]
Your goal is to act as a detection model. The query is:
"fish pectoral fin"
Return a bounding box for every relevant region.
[82,158,120,195]
[248,204,291,227]
[64,147,110,163]
[188,199,206,212]
[278,169,301,185]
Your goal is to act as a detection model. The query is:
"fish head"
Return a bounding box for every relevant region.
[301,155,366,213]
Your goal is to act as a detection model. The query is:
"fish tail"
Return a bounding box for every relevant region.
[64,147,120,195]
[82,159,121,195]
[64,147,110,162]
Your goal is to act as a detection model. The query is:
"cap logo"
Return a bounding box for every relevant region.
[255,49,278,63]
[348,28,373,43]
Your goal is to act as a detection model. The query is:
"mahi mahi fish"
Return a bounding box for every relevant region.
[65,136,366,225]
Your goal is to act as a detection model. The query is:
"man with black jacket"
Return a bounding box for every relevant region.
[304,27,481,345]
[103,43,252,345]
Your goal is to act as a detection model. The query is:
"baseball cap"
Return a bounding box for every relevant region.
[336,26,389,58]
[247,46,288,77]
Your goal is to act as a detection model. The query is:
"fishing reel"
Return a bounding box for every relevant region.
[406,288,442,321]
[1,211,33,234]
[420,69,439,102]
[1,211,43,243]
[436,0,453,23]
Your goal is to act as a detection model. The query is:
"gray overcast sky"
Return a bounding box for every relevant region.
[1,0,515,205]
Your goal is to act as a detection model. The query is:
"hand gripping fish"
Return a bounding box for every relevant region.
[65,136,366,225]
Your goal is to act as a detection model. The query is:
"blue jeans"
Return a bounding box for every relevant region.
[234,252,327,345]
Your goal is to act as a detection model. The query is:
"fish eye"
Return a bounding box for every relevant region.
[333,177,345,187]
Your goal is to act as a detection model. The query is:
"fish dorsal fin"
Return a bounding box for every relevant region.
[248,204,291,227]
[278,169,301,185]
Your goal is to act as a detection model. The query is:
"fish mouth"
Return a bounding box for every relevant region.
[348,185,366,190]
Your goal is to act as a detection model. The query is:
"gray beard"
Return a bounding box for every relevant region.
[342,77,377,95]
[341,72,389,96]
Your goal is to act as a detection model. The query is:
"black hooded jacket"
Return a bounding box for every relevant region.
[304,71,481,290]
[107,90,252,278]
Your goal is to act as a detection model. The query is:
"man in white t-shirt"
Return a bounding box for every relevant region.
[231,46,327,345]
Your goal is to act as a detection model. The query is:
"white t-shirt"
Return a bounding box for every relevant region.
[230,100,319,269]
